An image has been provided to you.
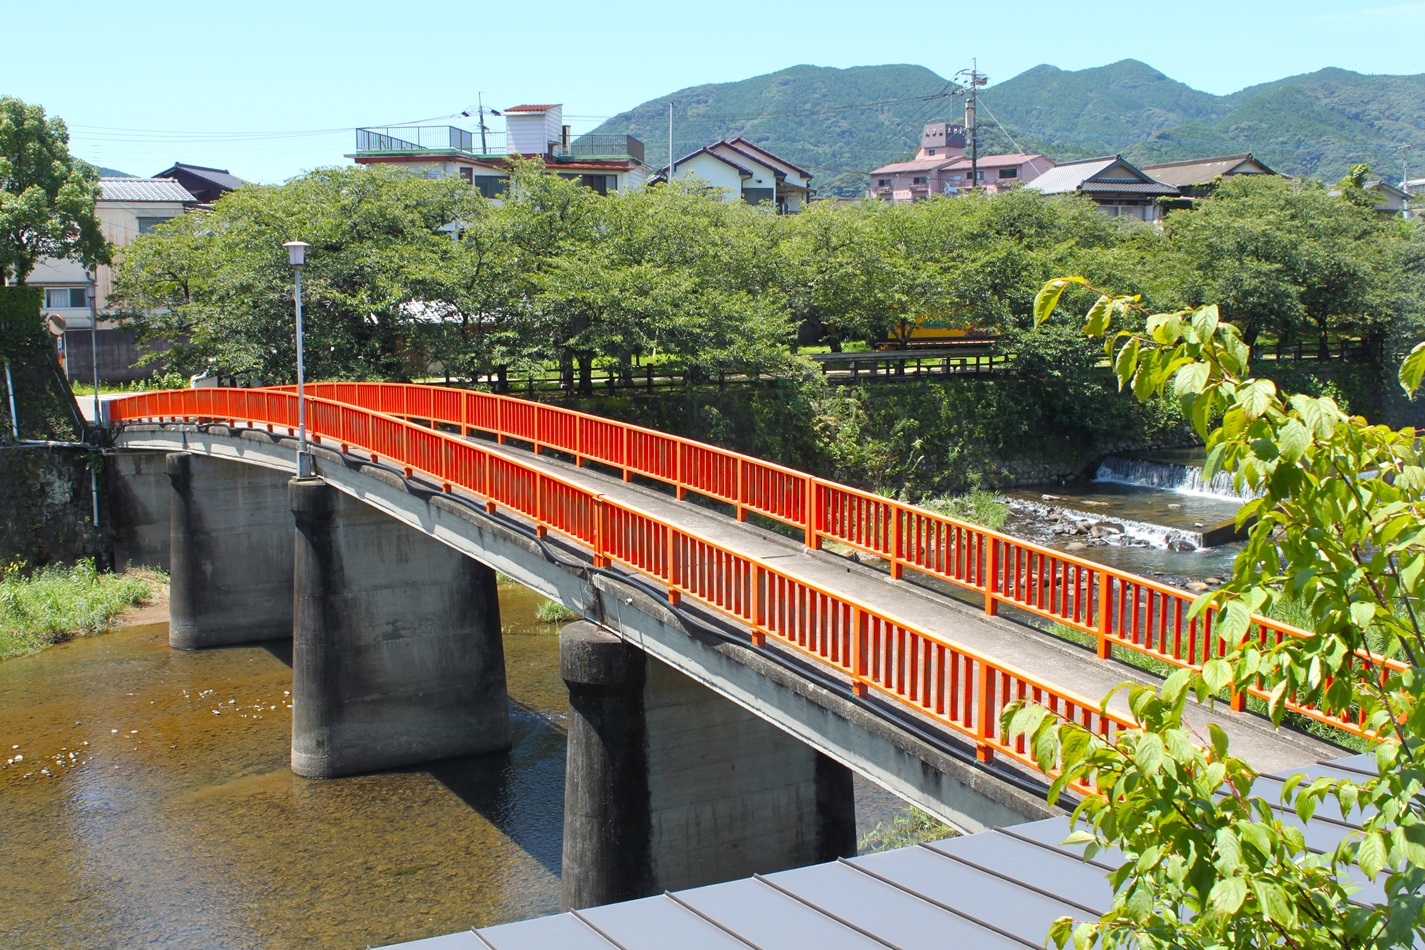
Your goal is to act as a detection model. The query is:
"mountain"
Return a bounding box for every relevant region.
[587,61,1425,197]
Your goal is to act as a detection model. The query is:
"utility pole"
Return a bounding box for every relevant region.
[477,94,501,154]
[956,61,988,191]
[668,102,675,183]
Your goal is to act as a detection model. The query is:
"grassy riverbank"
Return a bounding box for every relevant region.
[0,560,164,660]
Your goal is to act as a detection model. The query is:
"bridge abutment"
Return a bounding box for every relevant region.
[167,451,294,649]
[288,477,511,779]
[560,621,855,911]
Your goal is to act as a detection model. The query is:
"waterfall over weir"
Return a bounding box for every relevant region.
[1095,455,1258,501]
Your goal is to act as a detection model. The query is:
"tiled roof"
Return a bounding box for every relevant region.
[99,178,197,203]
[869,158,959,175]
[1140,154,1275,187]
[504,104,559,113]
[727,137,812,179]
[1080,180,1180,196]
[154,163,244,190]
[665,145,756,178]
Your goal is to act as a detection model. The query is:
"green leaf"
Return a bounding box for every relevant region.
[1276,418,1311,464]
[1256,881,1295,926]
[1190,303,1220,341]
[1034,277,1085,327]
[1207,876,1248,915]
[1113,337,1141,391]
[1083,295,1114,336]
[1358,831,1388,879]
[1239,378,1277,419]
[1173,361,1210,396]
[1399,341,1425,396]
[1349,601,1376,630]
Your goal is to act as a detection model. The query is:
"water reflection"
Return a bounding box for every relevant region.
[0,582,902,949]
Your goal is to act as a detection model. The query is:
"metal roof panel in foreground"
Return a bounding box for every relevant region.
[381,754,1403,950]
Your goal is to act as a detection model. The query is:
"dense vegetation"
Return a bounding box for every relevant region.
[589,60,1425,196]
[0,560,161,659]
[111,161,1423,493]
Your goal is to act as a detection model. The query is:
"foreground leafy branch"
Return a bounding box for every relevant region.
[1005,277,1425,949]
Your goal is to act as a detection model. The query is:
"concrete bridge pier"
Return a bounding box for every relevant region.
[560,621,856,911]
[167,451,295,650]
[288,477,511,779]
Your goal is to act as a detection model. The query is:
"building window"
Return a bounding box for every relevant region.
[998,167,1018,179]
[975,171,984,180]
[136,216,175,234]
[948,174,962,181]
[912,176,927,185]
[45,287,86,309]
[742,187,774,205]
[472,175,507,199]
[927,148,936,156]
[877,179,890,187]
[459,167,474,182]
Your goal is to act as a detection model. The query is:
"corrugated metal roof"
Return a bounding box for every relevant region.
[1024,158,1119,195]
[378,752,1390,950]
[99,177,197,203]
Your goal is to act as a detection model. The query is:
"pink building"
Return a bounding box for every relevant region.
[868,122,1053,202]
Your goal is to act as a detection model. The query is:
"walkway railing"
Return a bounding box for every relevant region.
[286,382,1403,743]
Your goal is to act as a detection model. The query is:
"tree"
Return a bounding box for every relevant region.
[113,164,486,383]
[1165,176,1416,359]
[0,97,108,285]
[1007,276,1425,949]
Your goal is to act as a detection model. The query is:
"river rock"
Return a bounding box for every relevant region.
[1186,581,1210,592]
[1042,494,1066,502]
[1204,577,1222,585]
[1091,522,1124,537]
[1065,542,1087,552]
[1168,540,1197,552]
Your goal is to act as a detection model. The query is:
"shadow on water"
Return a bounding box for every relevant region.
[258,637,294,668]
[423,700,567,879]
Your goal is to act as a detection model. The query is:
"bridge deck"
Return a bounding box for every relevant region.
[482,435,1340,776]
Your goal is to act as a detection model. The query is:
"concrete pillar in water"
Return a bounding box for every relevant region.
[289,477,511,779]
[107,450,172,573]
[168,452,294,650]
[560,621,855,911]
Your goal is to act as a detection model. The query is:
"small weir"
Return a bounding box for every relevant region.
[1003,449,1249,581]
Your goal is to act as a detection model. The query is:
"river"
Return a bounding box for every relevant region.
[0,582,902,950]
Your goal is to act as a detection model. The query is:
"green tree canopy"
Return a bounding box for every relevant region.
[0,97,108,285]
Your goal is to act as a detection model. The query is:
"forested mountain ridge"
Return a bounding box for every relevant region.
[588,60,1425,196]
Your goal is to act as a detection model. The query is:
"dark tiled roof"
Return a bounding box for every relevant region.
[154,163,244,191]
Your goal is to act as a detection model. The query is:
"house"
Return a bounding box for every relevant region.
[31,177,198,325]
[153,162,244,205]
[1026,156,1178,221]
[350,103,650,197]
[655,138,813,212]
[867,122,1053,202]
[1139,153,1278,198]
[28,177,198,382]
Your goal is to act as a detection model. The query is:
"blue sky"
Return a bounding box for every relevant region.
[4,0,1421,184]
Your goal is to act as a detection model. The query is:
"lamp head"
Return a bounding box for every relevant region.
[283,240,309,268]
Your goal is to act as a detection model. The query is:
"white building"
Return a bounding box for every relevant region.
[31,177,197,329]
[658,138,812,212]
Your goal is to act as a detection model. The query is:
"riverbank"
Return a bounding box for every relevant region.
[0,561,166,660]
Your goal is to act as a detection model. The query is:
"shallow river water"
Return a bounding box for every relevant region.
[0,583,900,950]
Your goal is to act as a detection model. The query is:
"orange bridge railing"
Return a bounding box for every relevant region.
[109,384,1396,785]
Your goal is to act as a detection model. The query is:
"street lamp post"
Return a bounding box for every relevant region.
[283,241,313,478]
[85,271,99,429]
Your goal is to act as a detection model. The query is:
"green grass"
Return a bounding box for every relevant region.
[919,489,1008,530]
[858,806,953,853]
[70,371,187,397]
[533,599,578,624]
[0,560,163,660]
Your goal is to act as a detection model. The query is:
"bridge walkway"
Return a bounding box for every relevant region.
[474,432,1340,776]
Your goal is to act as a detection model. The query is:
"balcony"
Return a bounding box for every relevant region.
[354,126,505,157]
